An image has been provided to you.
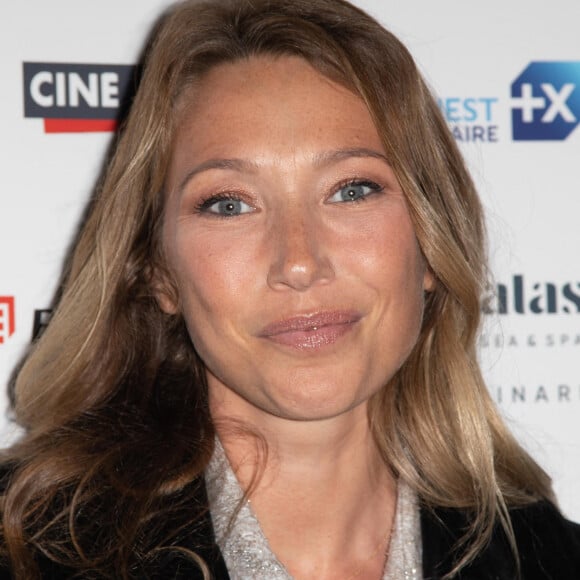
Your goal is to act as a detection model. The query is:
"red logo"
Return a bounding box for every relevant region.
[0,296,15,344]
[23,63,137,133]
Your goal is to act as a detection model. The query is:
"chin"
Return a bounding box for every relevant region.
[260,377,374,422]
[206,361,386,426]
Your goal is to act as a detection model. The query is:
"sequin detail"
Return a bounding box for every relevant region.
[383,480,422,580]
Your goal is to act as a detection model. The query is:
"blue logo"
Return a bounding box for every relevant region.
[437,97,499,143]
[511,62,580,141]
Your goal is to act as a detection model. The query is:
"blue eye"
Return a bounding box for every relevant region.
[328,180,382,203]
[198,196,253,216]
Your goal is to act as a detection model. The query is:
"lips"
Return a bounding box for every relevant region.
[259,310,361,351]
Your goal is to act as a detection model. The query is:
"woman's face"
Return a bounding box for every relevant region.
[161,56,434,424]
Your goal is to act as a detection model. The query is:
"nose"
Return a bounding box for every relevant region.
[266,210,335,292]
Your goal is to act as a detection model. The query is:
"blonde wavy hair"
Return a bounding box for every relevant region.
[1,0,552,577]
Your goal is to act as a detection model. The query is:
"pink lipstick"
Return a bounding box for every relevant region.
[259,311,361,351]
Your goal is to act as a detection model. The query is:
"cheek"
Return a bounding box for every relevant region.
[347,213,426,292]
[170,229,260,326]
[357,218,427,344]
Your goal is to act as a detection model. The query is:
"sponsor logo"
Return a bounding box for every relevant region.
[0,296,16,344]
[511,62,580,141]
[438,97,499,143]
[439,62,580,143]
[481,275,580,350]
[483,275,580,315]
[480,332,580,349]
[492,383,580,405]
[23,62,136,133]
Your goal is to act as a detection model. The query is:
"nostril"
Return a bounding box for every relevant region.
[266,247,335,292]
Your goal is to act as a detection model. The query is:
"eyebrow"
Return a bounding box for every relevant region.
[177,158,259,194]
[312,147,390,167]
[177,147,390,194]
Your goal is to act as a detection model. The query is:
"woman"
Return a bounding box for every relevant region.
[1,0,579,578]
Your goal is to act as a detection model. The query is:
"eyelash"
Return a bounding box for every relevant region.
[329,178,383,203]
[192,177,384,217]
[193,192,253,217]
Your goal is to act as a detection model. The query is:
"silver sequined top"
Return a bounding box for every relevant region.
[205,441,422,580]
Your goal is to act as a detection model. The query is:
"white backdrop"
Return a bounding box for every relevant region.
[1,0,579,521]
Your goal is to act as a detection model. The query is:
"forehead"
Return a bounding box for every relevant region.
[169,55,384,165]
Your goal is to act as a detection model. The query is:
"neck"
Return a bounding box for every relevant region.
[211,398,397,580]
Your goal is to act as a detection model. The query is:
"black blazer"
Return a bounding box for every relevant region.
[3,485,580,579]
[421,501,580,579]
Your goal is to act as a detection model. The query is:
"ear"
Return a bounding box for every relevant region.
[150,266,179,315]
[155,289,179,315]
[423,267,436,293]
